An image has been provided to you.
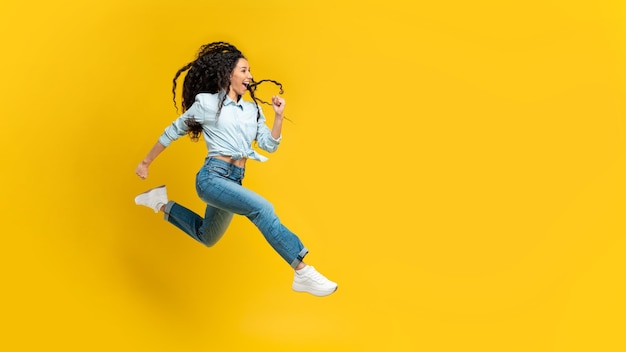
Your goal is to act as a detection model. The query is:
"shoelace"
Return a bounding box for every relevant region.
[305,270,329,284]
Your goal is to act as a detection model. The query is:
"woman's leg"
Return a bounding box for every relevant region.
[197,158,308,268]
[136,158,337,296]
[141,181,309,270]
[163,202,233,247]
[135,185,233,246]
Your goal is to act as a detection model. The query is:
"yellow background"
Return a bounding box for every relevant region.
[1,0,625,351]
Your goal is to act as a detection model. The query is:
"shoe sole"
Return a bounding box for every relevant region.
[292,284,338,297]
[134,185,166,202]
[136,185,166,197]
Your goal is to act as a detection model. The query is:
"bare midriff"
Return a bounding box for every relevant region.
[214,155,247,168]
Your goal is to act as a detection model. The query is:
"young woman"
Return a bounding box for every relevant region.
[134,42,337,297]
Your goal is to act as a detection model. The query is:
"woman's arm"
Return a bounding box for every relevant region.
[135,141,167,179]
[270,95,285,139]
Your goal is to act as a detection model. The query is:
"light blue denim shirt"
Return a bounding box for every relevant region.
[158,91,281,162]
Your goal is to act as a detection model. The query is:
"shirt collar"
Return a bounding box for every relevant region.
[221,90,243,108]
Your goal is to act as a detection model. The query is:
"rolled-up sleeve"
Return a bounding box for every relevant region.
[255,109,281,153]
[158,101,208,147]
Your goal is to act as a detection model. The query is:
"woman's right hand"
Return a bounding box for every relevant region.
[136,141,166,180]
[135,161,149,180]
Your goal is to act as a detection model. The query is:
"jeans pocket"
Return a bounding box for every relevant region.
[196,168,208,194]
[208,164,231,178]
[197,164,230,192]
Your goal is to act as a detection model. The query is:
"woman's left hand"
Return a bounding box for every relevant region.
[272,95,285,117]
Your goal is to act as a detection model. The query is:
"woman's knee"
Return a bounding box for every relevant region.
[198,229,226,247]
[203,239,218,247]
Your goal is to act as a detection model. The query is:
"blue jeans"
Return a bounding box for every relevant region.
[163,157,308,268]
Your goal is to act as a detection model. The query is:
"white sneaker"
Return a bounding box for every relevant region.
[292,265,338,297]
[134,185,168,213]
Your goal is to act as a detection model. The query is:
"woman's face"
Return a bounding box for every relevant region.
[228,58,253,100]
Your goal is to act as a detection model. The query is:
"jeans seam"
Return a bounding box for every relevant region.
[163,201,175,221]
[290,247,309,268]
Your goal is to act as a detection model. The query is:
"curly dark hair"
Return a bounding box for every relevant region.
[171,41,284,141]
